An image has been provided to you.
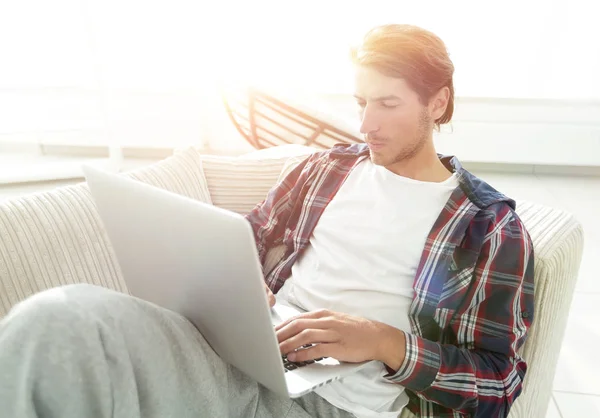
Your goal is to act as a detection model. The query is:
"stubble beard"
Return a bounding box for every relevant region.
[369,109,432,168]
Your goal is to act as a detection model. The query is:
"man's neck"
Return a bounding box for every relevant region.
[384,142,452,183]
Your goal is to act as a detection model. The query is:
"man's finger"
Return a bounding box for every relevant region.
[286,342,331,363]
[276,318,333,343]
[264,283,276,307]
[267,289,275,307]
[279,329,338,355]
[275,309,332,331]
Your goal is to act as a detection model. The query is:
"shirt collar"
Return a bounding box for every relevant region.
[329,143,515,210]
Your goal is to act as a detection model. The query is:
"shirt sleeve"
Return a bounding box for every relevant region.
[386,207,535,417]
[244,153,316,268]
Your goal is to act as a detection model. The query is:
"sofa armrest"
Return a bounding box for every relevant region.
[509,201,584,418]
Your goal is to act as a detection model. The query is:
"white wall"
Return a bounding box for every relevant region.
[317,95,600,167]
[437,99,600,167]
[2,0,600,168]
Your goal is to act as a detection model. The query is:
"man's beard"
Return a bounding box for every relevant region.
[368,109,431,167]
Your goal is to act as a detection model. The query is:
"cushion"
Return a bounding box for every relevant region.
[201,145,318,215]
[277,153,315,184]
[0,147,211,318]
[127,147,212,204]
[239,144,318,160]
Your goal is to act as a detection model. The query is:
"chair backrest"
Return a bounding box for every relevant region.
[222,87,363,150]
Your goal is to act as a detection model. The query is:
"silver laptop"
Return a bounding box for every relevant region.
[83,166,370,398]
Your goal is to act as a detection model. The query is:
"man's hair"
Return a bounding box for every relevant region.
[351,24,455,129]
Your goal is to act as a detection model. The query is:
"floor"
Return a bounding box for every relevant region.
[0,169,598,417]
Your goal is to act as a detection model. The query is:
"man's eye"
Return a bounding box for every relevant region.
[356,101,366,108]
[381,103,398,109]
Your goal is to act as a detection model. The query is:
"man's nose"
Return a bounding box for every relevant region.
[359,106,379,135]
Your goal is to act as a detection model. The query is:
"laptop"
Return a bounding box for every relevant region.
[83,166,371,399]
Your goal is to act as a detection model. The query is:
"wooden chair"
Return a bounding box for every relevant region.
[222,87,362,150]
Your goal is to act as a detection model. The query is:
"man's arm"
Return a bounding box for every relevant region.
[382,206,535,417]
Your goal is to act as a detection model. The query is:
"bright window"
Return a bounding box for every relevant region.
[1,0,598,153]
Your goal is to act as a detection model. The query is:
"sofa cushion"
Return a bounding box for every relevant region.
[127,147,212,204]
[0,147,211,318]
[201,145,317,215]
[277,153,316,184]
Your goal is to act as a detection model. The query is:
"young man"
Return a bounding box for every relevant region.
[252,24,535,417]
[0,25,533,418]
[250,24,534,417]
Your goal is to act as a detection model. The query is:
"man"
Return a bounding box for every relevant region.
[0,24,533,418]
[251,24,534,417]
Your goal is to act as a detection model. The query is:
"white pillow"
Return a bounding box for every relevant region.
[127,147,212,204]
[277,153,317,184]
[0,147,213,319]
[201,146,318,215]
[239,144,318,160]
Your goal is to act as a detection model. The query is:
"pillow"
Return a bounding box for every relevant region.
[277,153,315,184]
[201,146,318,215]
[0,147,212,319]
[239,144,317,160]
[127,147,212,204]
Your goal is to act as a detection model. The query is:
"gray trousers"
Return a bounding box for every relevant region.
[0,284,355,418]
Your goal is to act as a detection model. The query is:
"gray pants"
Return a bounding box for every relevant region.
[0,284,355,418]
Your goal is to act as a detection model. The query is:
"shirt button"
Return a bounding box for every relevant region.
[522,311,530,318]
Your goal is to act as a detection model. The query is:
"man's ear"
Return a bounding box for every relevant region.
[429,86,450,121]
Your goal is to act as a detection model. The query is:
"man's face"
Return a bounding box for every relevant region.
[354,65,433,169]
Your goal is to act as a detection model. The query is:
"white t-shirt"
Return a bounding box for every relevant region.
[277,158,459,418]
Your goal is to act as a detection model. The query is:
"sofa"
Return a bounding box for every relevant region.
[0,145,584,418]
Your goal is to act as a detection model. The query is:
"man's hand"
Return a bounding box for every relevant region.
[264,282,275,307]
[275,309,406,369]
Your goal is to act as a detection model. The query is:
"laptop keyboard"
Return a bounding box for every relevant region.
[282,344,325,373]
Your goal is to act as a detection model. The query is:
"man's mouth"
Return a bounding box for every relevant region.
[367,142,386,151]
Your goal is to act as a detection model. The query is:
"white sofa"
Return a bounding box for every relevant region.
[0,146,584,418]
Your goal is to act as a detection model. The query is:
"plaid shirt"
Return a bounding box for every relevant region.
[245,143,535,418]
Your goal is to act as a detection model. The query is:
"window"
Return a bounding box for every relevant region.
[1,0,599,176]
